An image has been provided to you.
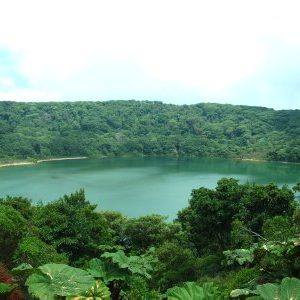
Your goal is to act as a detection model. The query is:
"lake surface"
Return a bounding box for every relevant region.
[0,157,300,219]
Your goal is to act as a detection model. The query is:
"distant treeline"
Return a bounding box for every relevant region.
[0,100,299,162]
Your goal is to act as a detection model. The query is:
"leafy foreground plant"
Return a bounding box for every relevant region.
[223,248,255,266]
[87,248,158,299]
[87,258,128,285]
[21,248,158,299]
[223,235,300,283]
[25,263,106,300]
[231,277,300,299]
[101,249,156,279]
[165,282,221,300]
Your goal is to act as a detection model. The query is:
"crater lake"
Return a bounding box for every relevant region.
[1,157,299,219]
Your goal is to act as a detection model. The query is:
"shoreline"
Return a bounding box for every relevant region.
[0,157,88,168]
[240,157,300,165]
[0,155,299,168]
[36,157,88,163]
[240,158,266,162]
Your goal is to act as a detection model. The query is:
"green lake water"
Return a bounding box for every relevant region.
[0,157,300,219]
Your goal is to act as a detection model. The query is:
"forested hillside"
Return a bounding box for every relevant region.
[0,100,299,162]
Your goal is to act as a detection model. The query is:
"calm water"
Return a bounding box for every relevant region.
[0,157,300,219]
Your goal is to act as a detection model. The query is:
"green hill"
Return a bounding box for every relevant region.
[0,100,299,162]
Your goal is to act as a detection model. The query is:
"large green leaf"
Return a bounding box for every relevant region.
[166,282,220,300]
[102,251,128,269]
[254,277,300,300]
[280,277,300,299]
[26,263,95,300]
[87,258,128,284]
[101,250,155,279]
[166,282,204,300]
[87,258,107,279]
[202,282,221,299]
[256,283,279,299]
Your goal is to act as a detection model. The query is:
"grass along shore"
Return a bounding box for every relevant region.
[0,157,88,168]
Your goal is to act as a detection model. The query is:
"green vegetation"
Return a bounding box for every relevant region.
[1,179,300,299]
[0,100,299,163]
[165,282,221,299]
[25,264,97,299]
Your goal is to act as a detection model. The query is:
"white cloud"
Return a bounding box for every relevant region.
[0,77,16,89]
[0,89,62,102]
[0,0,300,108]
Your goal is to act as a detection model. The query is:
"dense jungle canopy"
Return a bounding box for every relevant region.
[0,100,299,162]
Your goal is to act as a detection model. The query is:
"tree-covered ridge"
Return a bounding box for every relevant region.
[0,100,299,162]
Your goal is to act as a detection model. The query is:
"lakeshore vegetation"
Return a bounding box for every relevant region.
[1,100,300,299]
[0,100,299,163]
[1,180,300,299]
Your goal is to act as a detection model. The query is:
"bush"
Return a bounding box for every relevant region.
[224,267,260,295]
[262,216,294,241]
[197,254,223,277]
[152,241,198,291]
[13,237,68,267]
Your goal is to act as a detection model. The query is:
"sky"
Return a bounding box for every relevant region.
[0,0,300,110]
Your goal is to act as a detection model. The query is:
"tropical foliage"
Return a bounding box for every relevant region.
[165,282,221,300]
[1,179,300,299]
[26,264,96,299]
[0,101,299,163]
[231,277,300,299]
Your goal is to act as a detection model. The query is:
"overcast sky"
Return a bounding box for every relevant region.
[0,0,300,109]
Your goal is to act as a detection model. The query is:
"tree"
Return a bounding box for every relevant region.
[0,205,26,264]
[152,241,199,290]
[33,190,111,262]
[178,179,296,254]
[124,215,184,252]
[240,183,295,232]
[178,178,244,253]
[99,211,128,246]
[13,237,68,267]
[262,216,295,241]
[0,196,33,219]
